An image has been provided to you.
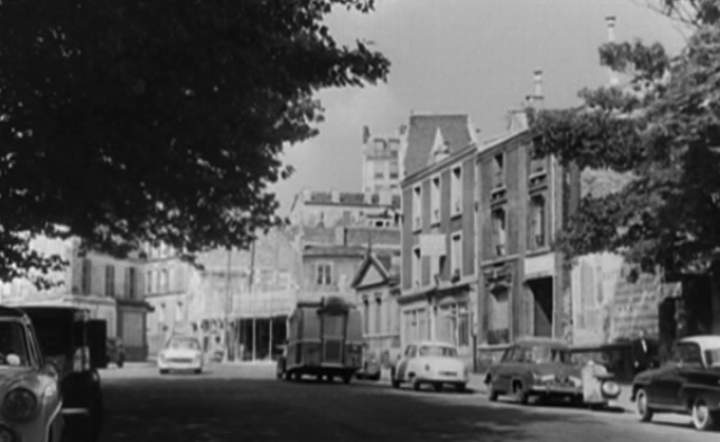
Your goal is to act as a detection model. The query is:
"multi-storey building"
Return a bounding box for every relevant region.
[289,190,401,229]
[361,125,405,201]
[400,114,479,365]
[0,236,152,361]
[475,113,580,368]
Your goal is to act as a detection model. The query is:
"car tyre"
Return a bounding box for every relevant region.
[691,398,717,431]
[635,388,653,422]
[194,368,202,375]
[159,369,169,375]
[433,382,443,392]
[513,381,529,405]
[455,383,466,393]
[342,374,352,384]
[488,383,499,402]
[116,355,125,368]
[412,379,421,391]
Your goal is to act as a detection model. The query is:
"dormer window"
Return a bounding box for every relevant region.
[492,154,505,189]
[412,185,422,231]
[431,128,450,163]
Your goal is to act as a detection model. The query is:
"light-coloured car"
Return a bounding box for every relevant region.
[391,341,468,392]
[158,336,204,374]
[0,306,64,442]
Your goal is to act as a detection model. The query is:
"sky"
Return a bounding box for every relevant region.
[270,0,689,214]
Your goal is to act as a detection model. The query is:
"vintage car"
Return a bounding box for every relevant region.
[355,344,381,381]
[18,305,107,442]
[484,337,621,406]
[0,306,64,442]
[631,335,720,431]
[391,341,468,392]
[158,336,204,374]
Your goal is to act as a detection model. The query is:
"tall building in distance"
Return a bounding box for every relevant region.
[361,125,405,202]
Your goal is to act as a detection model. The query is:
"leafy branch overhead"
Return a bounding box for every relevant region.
[0,0,389,284]
[530,0,720,274]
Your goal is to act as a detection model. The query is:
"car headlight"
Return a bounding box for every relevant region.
[601,380,621,398]
[2,388,38,422]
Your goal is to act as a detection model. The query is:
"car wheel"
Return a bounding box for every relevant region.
[488,382,499,402]
[159,369,169,375]
[635,388,653,422]
[342,374,352,384]
[117,355,125,368]
[455,383,466,393]
[194,368,202,375]
[412,379,421,391]
[691,398,717,431]
[433,382,443,392]
[283,370,292,381]
[512,381,528,405]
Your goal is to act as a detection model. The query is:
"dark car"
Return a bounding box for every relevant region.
[106,337,126,368]
[18,305,107,442]
[631,335,720,431]
[484,337,620,406]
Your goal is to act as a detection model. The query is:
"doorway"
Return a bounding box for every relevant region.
[528,277,553,337]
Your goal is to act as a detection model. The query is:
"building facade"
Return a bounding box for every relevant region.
[400,114,479,366]
[351,251,401,367]
[475,124,579,368]
[289,190,401,229]
[361,125,405,201]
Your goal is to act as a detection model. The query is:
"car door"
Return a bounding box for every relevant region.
[493,346,516,392]
[396,345,415,381]
[650,343,702,408]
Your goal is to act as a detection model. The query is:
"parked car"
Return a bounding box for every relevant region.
[106,337,126,368]
[0,306,65,442]
[355,344,382,381]
[158,336,204,374]
[391,341,468,392]
[17,305,107,442]
[631,335,720,431]
[484,337,621,406]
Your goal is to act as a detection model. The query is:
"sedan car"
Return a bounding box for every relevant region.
[632,335,720,431]
[158,336,204,374]
[484,337,620,406]
[391,341,468,392]
[0,306,64,442]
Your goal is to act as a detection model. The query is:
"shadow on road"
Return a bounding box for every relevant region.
[100,376,605,442]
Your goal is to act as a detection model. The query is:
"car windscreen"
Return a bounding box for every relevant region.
[0,321,30,366]
[672,342,703,366]
[168,337,200,350]
[418,345,457,357]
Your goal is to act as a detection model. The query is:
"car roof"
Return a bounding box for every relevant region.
[513,336,569,348]
[408,340,456,348]
[679,335,720,348]
[0,306,27,318]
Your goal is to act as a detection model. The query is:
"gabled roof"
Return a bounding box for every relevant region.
[350,251,399,289]
[404,114,474,177]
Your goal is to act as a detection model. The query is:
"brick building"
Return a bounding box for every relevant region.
[400,114,479,365]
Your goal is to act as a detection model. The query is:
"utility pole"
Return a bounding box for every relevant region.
[249,239,256,361]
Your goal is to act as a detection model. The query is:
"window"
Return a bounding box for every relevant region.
[389,161,399,179]
[160,268,169,292]
[672,342,703,367]
[430,176,441,225]
[451,166,462,216]
[363,299,370,335]
[81,258,92,295]
[451,233,462,277]
[412,185,422,230]
[374,296,382,334]
[488,287,510,344]
[146,270,153,295]
[437,302,470,347]
[529,195,546,249]
[316,263,332,285]
[412,247,421,288]
[126,267,137,299]
[529,147,546,175]
[431,253,446,282]
[492,153,505,189]
[105,265,115,296]
[492,209,507,256]
[374,171,384,179]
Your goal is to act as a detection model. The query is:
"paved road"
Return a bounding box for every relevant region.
[98,363,716,442]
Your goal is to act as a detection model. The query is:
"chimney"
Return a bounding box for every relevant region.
[398,124,408,136]
[606,16,620,86]
[362,125,371,144]
[531,68,544,107]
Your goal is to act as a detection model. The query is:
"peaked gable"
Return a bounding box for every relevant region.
[404,114,474,177]
[351,254,390,289]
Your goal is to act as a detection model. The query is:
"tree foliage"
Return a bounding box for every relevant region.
[0,0,389,284]
[530,0,720,274]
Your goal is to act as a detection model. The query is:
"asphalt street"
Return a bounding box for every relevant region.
[98,363,716,442]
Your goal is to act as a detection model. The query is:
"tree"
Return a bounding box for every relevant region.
[530,0,720,277]
[0,0,389,285]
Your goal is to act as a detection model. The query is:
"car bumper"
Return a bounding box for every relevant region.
[158,360,203,371]
[418,374,468,384]
[530,384,582,396]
